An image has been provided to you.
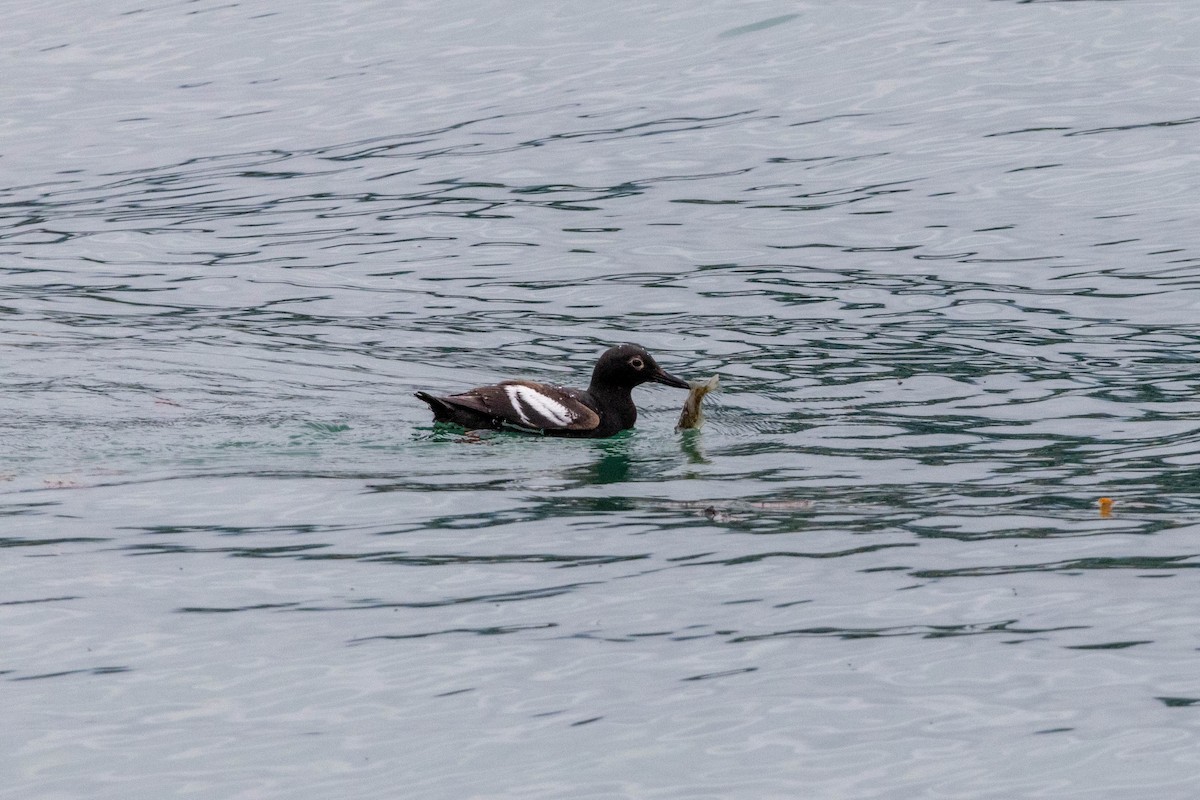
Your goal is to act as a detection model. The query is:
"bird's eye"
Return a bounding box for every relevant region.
[630,357,644,370]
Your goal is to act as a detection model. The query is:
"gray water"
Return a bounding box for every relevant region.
[5,1,1200,797]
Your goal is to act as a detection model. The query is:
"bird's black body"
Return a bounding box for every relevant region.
[416,344,689,438]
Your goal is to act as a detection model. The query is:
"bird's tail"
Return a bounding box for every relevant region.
[415,391,454,421]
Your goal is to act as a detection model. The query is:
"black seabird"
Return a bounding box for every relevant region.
[415,344,689,438]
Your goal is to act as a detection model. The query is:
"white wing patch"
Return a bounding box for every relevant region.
[504,385,576,429]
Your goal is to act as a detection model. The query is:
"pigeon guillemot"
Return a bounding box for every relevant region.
[415,344,690,438]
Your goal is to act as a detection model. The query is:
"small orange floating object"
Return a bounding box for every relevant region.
[1098,497,1114,517]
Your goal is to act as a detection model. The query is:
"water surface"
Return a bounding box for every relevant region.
[4,1,1200,798]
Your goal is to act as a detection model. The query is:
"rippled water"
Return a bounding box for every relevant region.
[5,1,1200,797]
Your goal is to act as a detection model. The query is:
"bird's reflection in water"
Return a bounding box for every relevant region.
[576,428,711,486]
[579,437,633,486]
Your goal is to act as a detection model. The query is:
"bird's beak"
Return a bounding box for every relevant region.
[652,368,690,389]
